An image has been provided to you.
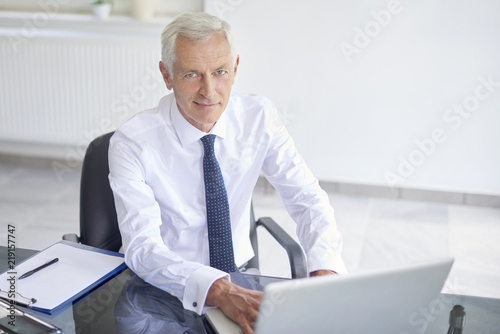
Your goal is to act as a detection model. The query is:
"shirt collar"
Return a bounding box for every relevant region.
[170,98,227,147]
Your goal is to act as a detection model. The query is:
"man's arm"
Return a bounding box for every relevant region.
[260,102,347,275]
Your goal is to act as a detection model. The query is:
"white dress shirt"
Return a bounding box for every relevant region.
[108,92,346,315]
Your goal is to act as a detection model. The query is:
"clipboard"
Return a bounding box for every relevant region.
[0,241,127,315]
[0,299,61,333]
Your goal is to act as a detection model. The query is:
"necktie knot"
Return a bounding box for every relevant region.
[201,134,216,149]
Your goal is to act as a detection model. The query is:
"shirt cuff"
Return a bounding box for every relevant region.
[182,265,229,315]
[307,249,347,275]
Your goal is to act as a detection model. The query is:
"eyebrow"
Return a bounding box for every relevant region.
[180,62,232,74]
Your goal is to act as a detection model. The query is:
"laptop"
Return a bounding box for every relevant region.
[205,257,454,334]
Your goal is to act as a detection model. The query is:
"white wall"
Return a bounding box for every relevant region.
[207,0,500,195]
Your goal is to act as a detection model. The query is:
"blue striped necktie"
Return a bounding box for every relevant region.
[201,134,237,273]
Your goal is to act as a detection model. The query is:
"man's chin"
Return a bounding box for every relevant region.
[192,103,223,114]
[192,107,223,121]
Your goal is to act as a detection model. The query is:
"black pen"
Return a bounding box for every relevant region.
[19,258,59,280]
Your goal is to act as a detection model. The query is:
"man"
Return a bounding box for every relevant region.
[109,12,346,334]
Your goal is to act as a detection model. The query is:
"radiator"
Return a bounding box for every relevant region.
[0,24,166,149]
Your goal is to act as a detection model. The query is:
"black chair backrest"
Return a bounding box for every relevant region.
[79,131,121,251]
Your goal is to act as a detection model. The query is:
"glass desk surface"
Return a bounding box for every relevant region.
[1,247,499,334]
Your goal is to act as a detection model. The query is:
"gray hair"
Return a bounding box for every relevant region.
[161,12,237,73]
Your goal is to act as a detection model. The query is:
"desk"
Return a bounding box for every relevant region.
[1,247,499,333]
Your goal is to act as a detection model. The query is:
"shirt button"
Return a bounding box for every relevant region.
[193,302,197,307]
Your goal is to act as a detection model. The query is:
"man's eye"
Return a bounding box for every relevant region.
[215,70,226,75]
[186,73,197,78]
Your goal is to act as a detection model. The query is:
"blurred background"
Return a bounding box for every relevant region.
[0,0,499,301]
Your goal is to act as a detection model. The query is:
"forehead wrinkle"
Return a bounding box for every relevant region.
[179,55,233,74]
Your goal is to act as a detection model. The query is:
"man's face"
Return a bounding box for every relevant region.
[160,33,239,133]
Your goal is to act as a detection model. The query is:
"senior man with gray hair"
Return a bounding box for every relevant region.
[109,11,346,334]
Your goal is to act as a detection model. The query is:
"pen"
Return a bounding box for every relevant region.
[18,258,59,280]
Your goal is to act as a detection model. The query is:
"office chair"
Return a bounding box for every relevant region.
[63,132,307,278]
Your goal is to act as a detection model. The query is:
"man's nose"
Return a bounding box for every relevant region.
[199,75,216,99]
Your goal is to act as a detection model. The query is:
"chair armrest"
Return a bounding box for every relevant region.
[256,217,308,278]
[62,233,80,243]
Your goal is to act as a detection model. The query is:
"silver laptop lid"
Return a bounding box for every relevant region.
[254,257,454,334]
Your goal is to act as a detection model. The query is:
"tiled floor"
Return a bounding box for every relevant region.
[1,162,499,300]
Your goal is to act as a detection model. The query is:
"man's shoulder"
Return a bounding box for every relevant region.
[229,92,273,108]
[114,94,173,140]
[228,92,277,120]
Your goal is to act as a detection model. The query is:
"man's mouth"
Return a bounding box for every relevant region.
[194,101,219,108]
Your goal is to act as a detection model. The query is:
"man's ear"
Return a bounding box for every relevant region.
[159,61,173,90]
[233,55,240,77]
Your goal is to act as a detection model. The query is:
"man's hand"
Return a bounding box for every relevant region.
[310,269,338,277]
[206,278,263,334]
